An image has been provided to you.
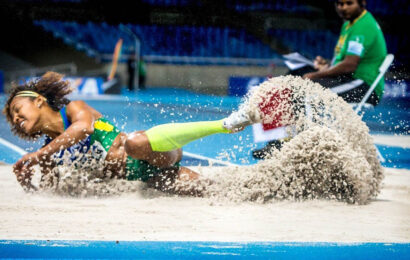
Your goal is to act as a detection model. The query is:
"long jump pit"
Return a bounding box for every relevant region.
[0,163,409,242]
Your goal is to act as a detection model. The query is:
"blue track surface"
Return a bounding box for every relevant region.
[1,240,409,259]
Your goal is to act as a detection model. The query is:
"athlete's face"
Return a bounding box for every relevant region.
[335,0,364,21]
[9,97,42,135]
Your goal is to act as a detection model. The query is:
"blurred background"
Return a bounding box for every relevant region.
[0,0,408,94]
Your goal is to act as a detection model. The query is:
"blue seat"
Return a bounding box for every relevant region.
[35,20,280,63]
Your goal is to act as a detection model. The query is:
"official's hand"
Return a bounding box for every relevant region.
[303,72,318,80]
[314,56,329,71]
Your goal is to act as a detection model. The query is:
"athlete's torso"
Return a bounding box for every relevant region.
[46,102,128,177]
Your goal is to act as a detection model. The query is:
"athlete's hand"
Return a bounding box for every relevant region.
[13,152,41,189]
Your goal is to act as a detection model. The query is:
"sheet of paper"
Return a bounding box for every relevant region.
[284,60,308,70]
[283,52,314,67]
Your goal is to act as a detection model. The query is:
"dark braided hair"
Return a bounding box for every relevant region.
[3,71,73,140]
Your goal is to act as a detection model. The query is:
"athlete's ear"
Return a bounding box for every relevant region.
[34,96,46,108]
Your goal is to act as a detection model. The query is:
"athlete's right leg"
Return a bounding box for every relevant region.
[124,130,182,168]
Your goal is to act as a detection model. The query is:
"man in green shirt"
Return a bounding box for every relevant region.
[253,0,387,159]
[303,0,387,105]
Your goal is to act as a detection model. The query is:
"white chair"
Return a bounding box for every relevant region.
[352,54,394,163]
[353,54,394,113]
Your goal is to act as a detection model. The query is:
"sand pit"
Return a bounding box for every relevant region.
[0,165,409,242]
[1,76,408,242]
[26,76,386,205]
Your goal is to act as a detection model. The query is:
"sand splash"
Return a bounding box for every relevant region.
[37,76,383,204]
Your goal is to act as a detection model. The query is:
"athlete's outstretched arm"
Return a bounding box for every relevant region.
[14,101,99,174]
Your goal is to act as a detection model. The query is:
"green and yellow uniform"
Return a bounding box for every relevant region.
[90,118,176,182]
[50,106,172,182]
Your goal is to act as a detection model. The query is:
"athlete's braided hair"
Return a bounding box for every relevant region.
[3,71,73,140]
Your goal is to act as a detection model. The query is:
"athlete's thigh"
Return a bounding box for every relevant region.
[125,131,182,167]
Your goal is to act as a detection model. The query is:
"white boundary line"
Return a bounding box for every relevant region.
[0,136,406,167]
[68,94,129,101]
[0,137,27,156]
[372,134,410,149]
[183,151,239,166]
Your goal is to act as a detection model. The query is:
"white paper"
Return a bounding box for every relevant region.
[284,60,308,70]
[283,52,314,70]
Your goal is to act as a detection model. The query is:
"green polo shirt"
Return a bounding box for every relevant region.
[333,10,387,98]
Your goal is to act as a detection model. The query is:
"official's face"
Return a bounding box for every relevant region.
[335,0,363,21]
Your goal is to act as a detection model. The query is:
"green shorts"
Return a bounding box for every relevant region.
[125,156,180,182]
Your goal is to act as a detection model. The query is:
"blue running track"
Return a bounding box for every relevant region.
[0,240,409,259]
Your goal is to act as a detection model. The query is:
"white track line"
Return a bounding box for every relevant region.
[68,94,128,101]
[372,134,410,149]
[0,138,27,156]
[183,151,239,166]
[0,137,236,166]
[0,135,406,166]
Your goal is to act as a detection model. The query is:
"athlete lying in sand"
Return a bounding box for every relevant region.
[3,72,258,193]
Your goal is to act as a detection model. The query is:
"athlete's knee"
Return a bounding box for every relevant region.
[124,132,151,158]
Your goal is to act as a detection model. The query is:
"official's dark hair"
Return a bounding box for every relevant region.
[335,0,366,7]
[358,0,366,7]
[3,71,73,139]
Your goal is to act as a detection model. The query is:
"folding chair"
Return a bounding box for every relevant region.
[352,54,395,163]
[353,54,395,113]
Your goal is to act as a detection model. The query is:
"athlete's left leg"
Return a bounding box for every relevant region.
[124,115,255,168]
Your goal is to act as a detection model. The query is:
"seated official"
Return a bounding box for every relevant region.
[301,0,387,106]
[253,0,388,159]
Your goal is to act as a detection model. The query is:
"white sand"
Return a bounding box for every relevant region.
[0,165,409,242]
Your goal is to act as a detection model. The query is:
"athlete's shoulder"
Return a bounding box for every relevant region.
[68,100,96,109]
[65,100,88,113]
[65,100,98,121]
[67,100,88,107]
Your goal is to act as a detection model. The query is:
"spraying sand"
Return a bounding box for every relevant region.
[35,76,384,205]
[197,76,383,204]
